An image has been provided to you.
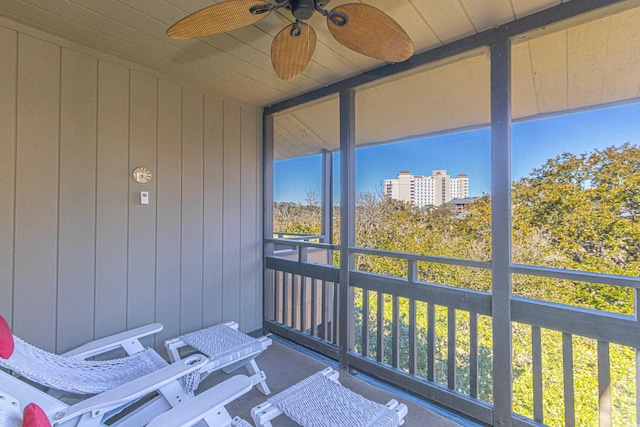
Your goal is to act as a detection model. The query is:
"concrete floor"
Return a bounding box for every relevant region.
[197,337,463,426]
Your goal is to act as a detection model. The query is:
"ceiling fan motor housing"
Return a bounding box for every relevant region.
[291,0,316,20]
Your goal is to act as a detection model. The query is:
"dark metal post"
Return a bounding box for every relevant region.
[339,89,356,371]
[636,291,640,427]
[321,149,333,245]
[263,113,275,330]
[491,39,513,427]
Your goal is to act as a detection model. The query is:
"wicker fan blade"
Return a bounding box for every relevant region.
[327,3,414,62]
[167,0,272,40]
[271,23,317,80]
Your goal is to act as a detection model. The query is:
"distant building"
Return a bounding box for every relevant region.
[449,197,480,215]
[450,173,469,200]
[384,170,469,207]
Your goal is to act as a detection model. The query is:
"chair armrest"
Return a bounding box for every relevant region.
[146,375,253,427]
[53,354,207,425]
[62,323,163,359]
[0,390,21,422]
[0,370,68,415]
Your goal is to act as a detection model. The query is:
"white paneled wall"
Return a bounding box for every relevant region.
[0,21,263,354]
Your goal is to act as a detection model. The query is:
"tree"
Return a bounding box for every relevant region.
[513,143,640,274]
[273,190,322,236]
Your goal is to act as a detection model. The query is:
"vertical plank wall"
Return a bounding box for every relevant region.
[0,27,17,328]
[0,24,263,354]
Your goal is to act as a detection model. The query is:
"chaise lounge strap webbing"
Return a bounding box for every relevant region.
[180,325,264,392]
[268,372,401,427]
[0,336,168,395]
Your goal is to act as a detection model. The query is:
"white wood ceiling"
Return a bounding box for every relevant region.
[1,1,638,160]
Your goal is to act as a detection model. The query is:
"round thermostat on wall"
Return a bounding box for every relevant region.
[132,166,152,183]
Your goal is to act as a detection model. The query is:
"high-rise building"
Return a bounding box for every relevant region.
[383,170,469,207]
[450,173,469,199]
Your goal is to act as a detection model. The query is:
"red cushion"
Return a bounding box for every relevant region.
[0,315,14,359]
[23,403,52,427]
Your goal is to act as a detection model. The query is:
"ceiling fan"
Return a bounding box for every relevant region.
[167,0,414,80]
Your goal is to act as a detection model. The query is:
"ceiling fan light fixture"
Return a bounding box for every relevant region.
[167,0,414,80]
[291,0,315,20]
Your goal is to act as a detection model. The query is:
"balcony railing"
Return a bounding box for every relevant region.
[263,236,640,426]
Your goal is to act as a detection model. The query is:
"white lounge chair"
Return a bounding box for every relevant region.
[1,382,254,427]
[0,316,255,426]
[60,320,271,396]
[251,367,408,427]
[165,322,272,395]
[1,356,205,426]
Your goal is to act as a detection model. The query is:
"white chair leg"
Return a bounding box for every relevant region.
[387,401,408,425]
[251,401,280,427]
[246,360,270,395]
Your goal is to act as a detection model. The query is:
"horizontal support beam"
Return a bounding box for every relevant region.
[266,257,340,283]
[351,271,492,316]
[348,354,494,425]
[511,263,640,289]
[512,414,547,427]
[266,238,338,251]
[264,321,340,360]
[354,247,491,270]
[512,297,640,348]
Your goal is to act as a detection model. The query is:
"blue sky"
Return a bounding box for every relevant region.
[274,102,640,203]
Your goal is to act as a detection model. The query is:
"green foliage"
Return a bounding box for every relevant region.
[513,143,640,274]
[274,143,640,426]
[273,201,322,235]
